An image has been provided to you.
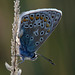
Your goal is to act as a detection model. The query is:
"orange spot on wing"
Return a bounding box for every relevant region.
[40,16,43,20]
[23,18,28,22]
[21,20,23,23]
[46,23,49,27]
[30,17,34,20]
[47,29,50,33]
[44,18,47,22]
[36,16,39,20]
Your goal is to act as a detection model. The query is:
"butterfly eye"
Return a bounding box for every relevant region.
[35,41,39,46]
[31,53,37,60]
[40,37,44,42]
[40,31,44,36]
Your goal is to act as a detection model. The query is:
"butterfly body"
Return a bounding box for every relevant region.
[18,8,62,61]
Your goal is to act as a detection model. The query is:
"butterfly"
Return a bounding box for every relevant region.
[17,8,62,64]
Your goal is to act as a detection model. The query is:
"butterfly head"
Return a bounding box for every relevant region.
[30,52,38,60]
[21,52,38,61]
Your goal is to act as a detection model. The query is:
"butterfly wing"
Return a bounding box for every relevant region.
[18,8,62,54]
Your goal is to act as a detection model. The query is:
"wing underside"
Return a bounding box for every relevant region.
[18,9,62,52]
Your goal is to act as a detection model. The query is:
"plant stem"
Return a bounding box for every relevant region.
[5,0,22,75]
[11,0,20,75]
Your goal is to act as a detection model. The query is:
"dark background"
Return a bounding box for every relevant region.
[0,0,75,75]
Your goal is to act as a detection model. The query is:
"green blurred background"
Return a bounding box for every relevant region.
[0,0,75,75]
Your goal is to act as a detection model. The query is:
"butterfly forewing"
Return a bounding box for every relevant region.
[18,9,62,60]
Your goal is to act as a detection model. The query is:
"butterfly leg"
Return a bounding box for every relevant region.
[18,60,25,65]
[17,55,25,64]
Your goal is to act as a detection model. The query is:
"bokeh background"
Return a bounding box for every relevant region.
[0,0,75,75]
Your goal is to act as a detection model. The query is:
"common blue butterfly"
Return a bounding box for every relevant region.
[17,8,62,63]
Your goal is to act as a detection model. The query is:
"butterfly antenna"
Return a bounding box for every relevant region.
[37,53,55,65]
